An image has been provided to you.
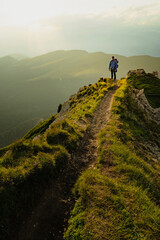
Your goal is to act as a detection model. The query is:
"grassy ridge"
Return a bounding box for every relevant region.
[0,78,113,239]
[1,51,160,148]
[64,77,160,239]
[127,73,160,108]
[23,114,57,140]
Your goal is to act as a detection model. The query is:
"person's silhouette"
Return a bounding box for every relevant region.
[109,56,118,81]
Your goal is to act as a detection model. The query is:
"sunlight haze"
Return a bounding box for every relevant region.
[1,0,159,25]
[0,0,160,56]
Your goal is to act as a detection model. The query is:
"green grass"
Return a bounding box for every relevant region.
[67,78,114,122]
[0,77,113,240]
[127,73,160,108]
[23,114,57,140]
[64,76,160,239]
[46,120,81,151]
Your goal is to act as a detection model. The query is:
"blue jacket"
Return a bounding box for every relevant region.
[109,60,118,70]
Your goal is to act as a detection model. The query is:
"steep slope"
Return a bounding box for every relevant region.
[0,50,160,148]
[0,77,114,240]
[19,86,116,240]
[64,72,160,240]
[1,71,160,240]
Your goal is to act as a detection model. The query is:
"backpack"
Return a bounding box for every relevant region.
[115,59,119,68]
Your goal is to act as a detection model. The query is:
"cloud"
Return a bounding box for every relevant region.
[37,4,160,56]
[0,3,160,57]
[119,3,160,25]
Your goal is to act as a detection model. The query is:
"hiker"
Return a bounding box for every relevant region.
[109,56,118,81]
[115,58,119,68]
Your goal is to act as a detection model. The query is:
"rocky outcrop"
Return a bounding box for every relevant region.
[131,88,160,124]
[127,69,159,79]
[152,71,159,78]
[127,69,146,77]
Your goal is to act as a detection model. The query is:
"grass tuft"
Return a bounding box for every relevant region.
[65,76,160,239]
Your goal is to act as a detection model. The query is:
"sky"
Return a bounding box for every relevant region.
[0,0,160,57]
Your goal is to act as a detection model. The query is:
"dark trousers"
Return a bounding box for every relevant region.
[111,69,116,81]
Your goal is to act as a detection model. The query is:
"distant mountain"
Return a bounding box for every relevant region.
[9,53,28,61]
[0,50,160,147]
[0,56,17,66]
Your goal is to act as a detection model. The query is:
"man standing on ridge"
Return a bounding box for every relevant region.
[109,56,118,81]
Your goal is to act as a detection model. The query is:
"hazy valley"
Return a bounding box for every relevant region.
[0,50,160,147]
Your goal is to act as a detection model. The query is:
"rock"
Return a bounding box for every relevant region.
[127,69,159,79]
[152,71,159,78]
[4,150,11,158]
[137,89,144,97]
[130,88,160,125]
[127,69,146,77]
[57,104,62,113]
[57,101,70,118]
[32,135,41,143]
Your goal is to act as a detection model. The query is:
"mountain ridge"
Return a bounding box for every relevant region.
[0,50,160,148]
[0,70,160,239]
[0,77,115,239]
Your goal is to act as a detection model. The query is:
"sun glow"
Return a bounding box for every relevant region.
[1,0,62,26]
[28,23,41,32]
[1,0,159,27]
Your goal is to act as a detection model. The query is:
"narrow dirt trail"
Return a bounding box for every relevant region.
[73,88,115,170]
[18,87,117,240]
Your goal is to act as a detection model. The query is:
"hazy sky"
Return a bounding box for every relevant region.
[0,0,160,57]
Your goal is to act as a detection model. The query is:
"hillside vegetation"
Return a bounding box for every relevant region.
[0,50,160,147]
[0,68,160,240]
[64,74,160,239]
[0,77,114,240]
[127,72,160,108]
